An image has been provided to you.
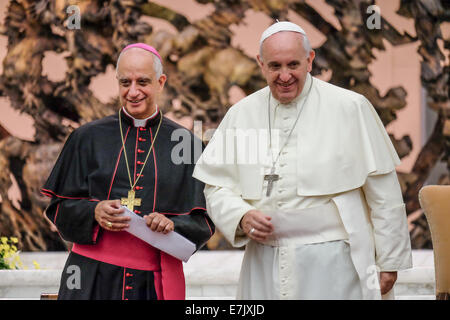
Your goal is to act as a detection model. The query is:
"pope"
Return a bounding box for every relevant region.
[193,22,412,300]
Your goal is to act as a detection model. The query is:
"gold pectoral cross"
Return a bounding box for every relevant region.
[121,189,142,211]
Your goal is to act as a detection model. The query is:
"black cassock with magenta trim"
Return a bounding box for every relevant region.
[41,108,214,300]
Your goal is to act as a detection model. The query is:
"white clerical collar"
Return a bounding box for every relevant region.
[122,106,159,127]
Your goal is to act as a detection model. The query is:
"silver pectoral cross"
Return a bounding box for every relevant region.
[264,166,279,197]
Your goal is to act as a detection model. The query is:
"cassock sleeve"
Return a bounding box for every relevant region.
[41,129,100,245]
[203,184,255,247]
[362,170,412,271]
[167,207,214,251]
[43,198,99,245]
[160,135,215,251]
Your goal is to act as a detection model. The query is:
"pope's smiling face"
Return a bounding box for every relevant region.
[117,48,166,119]
[257,31,315,104]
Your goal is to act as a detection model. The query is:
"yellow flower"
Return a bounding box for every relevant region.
[1,236,24,270]
[9,258,17,269]
[32,260,41,270]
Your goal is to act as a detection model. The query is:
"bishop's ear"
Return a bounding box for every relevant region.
[157,74,167,91]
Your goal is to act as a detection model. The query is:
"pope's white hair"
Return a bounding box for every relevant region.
[116,48,163,79]
[259,32,312,62]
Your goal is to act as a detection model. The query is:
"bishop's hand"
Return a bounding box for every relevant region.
[95,200,130,231]
[144,212,174,234]
[240,209,274,243]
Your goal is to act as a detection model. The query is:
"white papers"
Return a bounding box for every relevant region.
[119,206,196,262]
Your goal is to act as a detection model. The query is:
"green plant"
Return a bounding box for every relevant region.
[0,236,42,270]
[0,236,20,269]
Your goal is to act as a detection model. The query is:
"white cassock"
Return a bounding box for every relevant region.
[193,73,412,300]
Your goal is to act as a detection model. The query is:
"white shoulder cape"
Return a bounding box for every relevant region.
[193,74,400,198]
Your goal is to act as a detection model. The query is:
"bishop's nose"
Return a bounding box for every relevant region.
[127,81,140,97]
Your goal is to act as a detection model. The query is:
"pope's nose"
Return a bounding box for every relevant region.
[278,70,292,83]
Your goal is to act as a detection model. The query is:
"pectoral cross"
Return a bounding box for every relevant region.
[121,189,142,211]
[264,167,279,197]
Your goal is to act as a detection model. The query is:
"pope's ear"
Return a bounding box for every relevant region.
[307,50,315,72]
[256,54,264,68]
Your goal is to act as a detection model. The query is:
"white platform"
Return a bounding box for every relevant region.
[0,250,436,300]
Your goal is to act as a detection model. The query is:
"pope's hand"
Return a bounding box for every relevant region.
[95,200,130,231]
[380,271,397,295]
[144,213,174,234]
[240,210,274,242]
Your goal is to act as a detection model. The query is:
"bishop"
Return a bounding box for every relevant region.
[41,43,214,300]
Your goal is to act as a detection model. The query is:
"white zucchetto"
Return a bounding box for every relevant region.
[259,21,307,46]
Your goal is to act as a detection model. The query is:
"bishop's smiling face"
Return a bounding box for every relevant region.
[116,48,166,119]
[257,31,315,104]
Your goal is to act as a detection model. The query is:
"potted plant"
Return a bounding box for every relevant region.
[0,236,40,270]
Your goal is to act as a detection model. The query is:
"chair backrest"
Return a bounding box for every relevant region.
[419,185,450,300]
[40,293,58,300]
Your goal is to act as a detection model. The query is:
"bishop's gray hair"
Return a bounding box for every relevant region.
[259,32,312,62]
[116,49,163,79]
